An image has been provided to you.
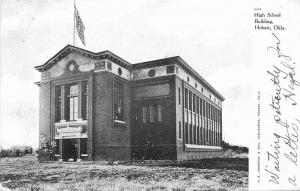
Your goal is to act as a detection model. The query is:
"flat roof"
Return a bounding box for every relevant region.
[133,56,225,101]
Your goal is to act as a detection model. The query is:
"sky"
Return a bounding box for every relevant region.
[0,0,253,148]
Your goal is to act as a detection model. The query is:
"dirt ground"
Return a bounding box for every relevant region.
[0,156,248,191]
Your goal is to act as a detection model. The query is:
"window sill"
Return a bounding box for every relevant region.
[114,120,127,128]
[114,119,126,124]
[185,144,222,151]
[55,119,87,126]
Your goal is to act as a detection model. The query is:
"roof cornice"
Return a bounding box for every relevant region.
[34,45,224,101]
[34,44,132,72]
[133,56,225,101]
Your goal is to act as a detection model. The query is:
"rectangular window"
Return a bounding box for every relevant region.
[178,87,181,105]
[184,88,188,109]
[69,96,78,121]
[213,107,216,122]
[203,101,206,117]
[214,107,217,122]
[193,125,197,144]
[55,85,61,122]
[197,126,200,145]
[211,105,215,121]
[149,105,154,122]
[166,65,175,74]
[206,103,209,118]
[210,105,213,120]
[107,61,112,70]
[189,91,192,111]
[94,61,106,70]
[67,84,79,121]
[196,96,199,114]
[81,81,88,120]
[209,104,212,119]
[200,127,203,145]
[207,104,210,119]
[192,93,196,112]
[219,110,221,123]
[211,107,214,121]
[185,123,188,144]
[199,98,202,115]
[189,124,193,144]
[114,80,124,121]
[157,104,162,121]
[179,121,182,139]
[209,105,211,120]
[142,106,147,123]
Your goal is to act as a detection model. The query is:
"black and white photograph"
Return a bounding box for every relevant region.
[0,0,299,190]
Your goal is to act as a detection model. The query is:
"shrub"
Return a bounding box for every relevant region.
[38,133,57,161]
[0,149,12,157]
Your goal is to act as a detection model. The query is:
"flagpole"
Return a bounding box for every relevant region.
[73,0,76,46]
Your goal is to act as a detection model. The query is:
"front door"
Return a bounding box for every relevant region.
[62,139,77,161]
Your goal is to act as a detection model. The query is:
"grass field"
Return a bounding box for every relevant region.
[0,156,248,191]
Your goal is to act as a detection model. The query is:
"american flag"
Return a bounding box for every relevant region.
[74,5,85,45]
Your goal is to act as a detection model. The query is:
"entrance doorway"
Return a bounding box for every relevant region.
[132,100,163,159]
[62,139,77,161]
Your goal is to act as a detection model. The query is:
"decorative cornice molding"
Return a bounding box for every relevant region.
[34,44,132,72]
[34,45,224,101]
[133,57,225,101]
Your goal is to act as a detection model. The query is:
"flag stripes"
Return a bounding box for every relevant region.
[74,5,86,45]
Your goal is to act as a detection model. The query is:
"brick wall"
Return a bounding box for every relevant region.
[130,76,177,160]
[93,72,109,160]
[92,71,131,161]
[38,82,51,160]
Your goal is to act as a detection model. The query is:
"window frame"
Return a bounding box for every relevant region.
[67,84,79,121]
[114,80,124,121]
[178,87,181,105]
[178,121,182,139]
[55,85,62,122]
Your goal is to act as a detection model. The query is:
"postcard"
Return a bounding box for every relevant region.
[0,0,299,190]
[250,0,300,190]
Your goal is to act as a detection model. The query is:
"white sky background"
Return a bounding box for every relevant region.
[0,0,253,148]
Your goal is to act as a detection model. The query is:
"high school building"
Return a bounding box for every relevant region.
[35,45,224,161]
